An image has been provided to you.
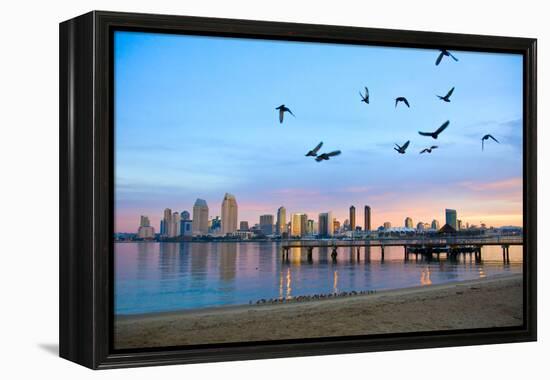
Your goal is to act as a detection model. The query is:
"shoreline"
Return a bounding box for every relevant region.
[115,273,523,348]
[116,273,520,319]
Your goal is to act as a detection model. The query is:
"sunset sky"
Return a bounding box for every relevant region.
[114,31,523,233]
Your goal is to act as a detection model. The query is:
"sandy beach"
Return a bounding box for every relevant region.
[114,274,523,349]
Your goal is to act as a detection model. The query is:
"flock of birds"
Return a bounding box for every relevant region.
[274,49,500,163]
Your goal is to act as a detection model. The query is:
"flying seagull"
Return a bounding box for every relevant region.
[394,140,410,154]
[420,145,438,154]
[360,87,370,104]
[481,134,499,151]
[418,120,450,139]
[435,49,459,65]
[305,142,323,157]
[395,97,410,108]
[315,150,341,162]
[276,104,295,123]
[437,87,455,102]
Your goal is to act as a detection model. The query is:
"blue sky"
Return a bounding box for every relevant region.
[114,31,523,232]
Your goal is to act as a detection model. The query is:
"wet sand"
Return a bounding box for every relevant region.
[115,274,523,349]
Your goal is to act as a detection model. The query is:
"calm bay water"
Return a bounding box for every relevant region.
[115,241,522,315]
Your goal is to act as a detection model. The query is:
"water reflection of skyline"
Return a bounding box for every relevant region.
[115,242,523,314]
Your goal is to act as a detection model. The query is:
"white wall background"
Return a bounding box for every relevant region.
[0,0,547,378]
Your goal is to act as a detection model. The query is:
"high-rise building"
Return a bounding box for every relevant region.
[364,205,371,232]
[162,208,172,237]
[431,219,440,230]
[181,210,190,221]
[276,206,287,235]
[445,209,458,230]
[160,220,165,235]
[239,221,249,231]
[306,219,315,235]
[457,219,463,230]
[192,199,209,235]
[291,213,307,237]
[383,221,392,230]
[137,215,155,239]
[221,193,238,235]
[318,212,334,237]
[180,219,192,238]
[349,206,356,231]
[404,217,413,229]
[259,214,274,235]
[416,222,425,231]
[171,212,181,237]
[140,215,151,227]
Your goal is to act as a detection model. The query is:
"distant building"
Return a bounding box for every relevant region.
[291,213,307,237]
[431,219,440,230]
[239,221,249,231]
[364,205,371,232]
[349,206,356,231]
[404,217,413,229]
[306,219,315,235]
[318,212,334,237]
[445,209,458,230]
[162,208,172,237]
[383,221,392,230]
[181,210,190,221]
[221,193,238,235]
[276,206,287,235]
[416,222,425,231]
[457,219,463,230]
[210,216,221,233]
[180,219,192,238]
[137,215,155,239]
[171,212,181,237]
[333,219,341,233]
[160,220,165,235]
[260,214,274,235]
[192,199,209,235]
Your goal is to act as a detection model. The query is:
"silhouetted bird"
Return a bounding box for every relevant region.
[435,49,459,65]
[395,97,410,108]
[437,87,455,102]
[481,134,499,151]
[360,87,370,104]
[394,141,410,154]
[418,120,450,139]
[306,142,323,157]
[420,145,438,154]
[315,150,341,162]
[276,104,295,123]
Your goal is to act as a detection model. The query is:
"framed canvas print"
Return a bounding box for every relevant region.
[59,11,537,369]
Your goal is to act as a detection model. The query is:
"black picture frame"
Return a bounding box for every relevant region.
[59,10,537,369]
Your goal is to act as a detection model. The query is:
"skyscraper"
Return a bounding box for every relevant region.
[291,213,308,237]
[383,221,392,230]
[445,209,458,230]
[431,219,440,230]
[259,214,274,235]
[307,219,315,235]
[404,217,413,229]
[221,193,238,235]
[181,210,190,221]
[172,212,181,237]
[192,199,209,235]
[349,205,356,231]
[276,206,287,235]
[137,215,155,239]
[162,208,172,237]
[318,212,334,237]
[364,205,371,232]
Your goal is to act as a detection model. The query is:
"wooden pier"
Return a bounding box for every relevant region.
[280,237,522,263]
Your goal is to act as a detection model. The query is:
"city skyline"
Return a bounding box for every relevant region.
[114,31,523,233]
